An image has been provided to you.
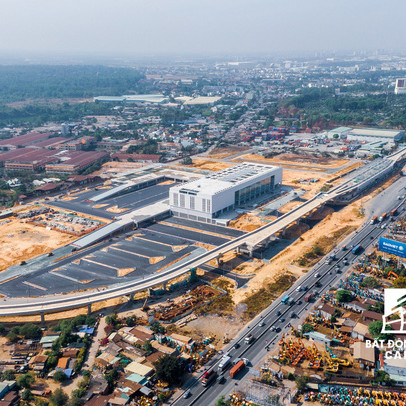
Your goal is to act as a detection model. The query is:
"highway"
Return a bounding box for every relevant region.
[170,174,406,406]
[0,149,403,317]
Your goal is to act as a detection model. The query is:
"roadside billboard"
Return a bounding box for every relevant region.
[379,237,406,258]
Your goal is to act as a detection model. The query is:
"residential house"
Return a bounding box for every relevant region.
[351,322,371,341]
[351,341,376,368]
[84,395,111,406]
[151,341,177,355]
[383,358,406,386]
[362,310,382,323]
[319,303,336,320]
[109,398,129,406]
[95,353,120,370]
[0,391,19,406]
[167,333,194,349]
[343,300,368,313]
[124,361,154,378]
[28,354,48,373]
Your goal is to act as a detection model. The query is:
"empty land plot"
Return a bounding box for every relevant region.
[229,213,271,232]
[92,161,145,176]
[208,146,250,159]
[184,159,233,172]
[0,218,76,271]
[282,169,334,199]
[234,153,350,169]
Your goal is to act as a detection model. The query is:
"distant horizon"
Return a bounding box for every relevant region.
[1,0,405,60]
[0,49,405,66]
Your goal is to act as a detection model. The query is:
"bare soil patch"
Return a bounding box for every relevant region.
[208,146,250,159]
[185,159,233,172]
[235,153,349,169]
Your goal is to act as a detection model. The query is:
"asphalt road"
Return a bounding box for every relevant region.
[171,176,406,406]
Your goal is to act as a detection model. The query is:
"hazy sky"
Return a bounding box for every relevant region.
[1,0,405,57]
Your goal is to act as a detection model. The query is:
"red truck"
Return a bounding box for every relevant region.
[370,216,378,225]
[202,369,217,386]
[229,360,245,379]
[390,209,397,216]
[304,293,313,302]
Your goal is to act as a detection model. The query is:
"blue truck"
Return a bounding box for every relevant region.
[352,244,362,254]
[281,295,290,305]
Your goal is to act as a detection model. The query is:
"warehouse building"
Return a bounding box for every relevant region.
[45,151,108,174]
[328,127,404,143]
[0,132,52,150]
[94,94,168,104]
[169,163,282,223]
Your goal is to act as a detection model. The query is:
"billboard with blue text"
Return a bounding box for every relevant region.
[379,237,406,258]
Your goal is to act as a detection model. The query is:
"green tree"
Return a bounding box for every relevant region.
[150,321,165,334]
[22,389,34,402]
[17,373,35,389]
[125,316,136,327]
[215,396,230,406]
[295,375,309,391]
[6,331,18,343]
[1,370,15,381]
[53,371,67,382]
[368,321,393,341]
[373,371,394,386]
[69,390,83,406]
[105,313,118,327]
[142,340,153,355]
[50,388,69,406]
[46,355,59,369]
[20,323,42,339]
[104,368,119,393]
[181,157,193,165]
[336,289,353,303]
[368,302,384,314]
[301,324,314,334]
[360,276,379,289]
[35,397,49,406]
[393,277,406,288]
[153,354,185,386]
[0,324,6,335]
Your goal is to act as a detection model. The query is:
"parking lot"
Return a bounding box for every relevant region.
[0,217,245,297]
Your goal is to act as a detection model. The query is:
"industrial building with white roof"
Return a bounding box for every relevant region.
[328,127,404,143]
[169,162,282,223]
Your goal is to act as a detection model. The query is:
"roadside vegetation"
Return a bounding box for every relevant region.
[298,225,356,267]
[242,273,296,319]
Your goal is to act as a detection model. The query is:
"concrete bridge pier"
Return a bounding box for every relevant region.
[162,282,167,291]
[263,237,272,249]
[87,303,92,315]
[215,255,223,266]
[40,311,45,324]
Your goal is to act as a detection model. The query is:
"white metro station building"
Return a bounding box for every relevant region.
[169,162,282,223]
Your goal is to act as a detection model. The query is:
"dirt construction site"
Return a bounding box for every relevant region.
[0,205,106,271]
[233,152,350,171]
